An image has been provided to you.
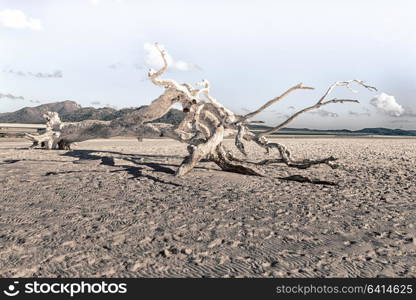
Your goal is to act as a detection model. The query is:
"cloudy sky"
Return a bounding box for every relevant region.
[0,0,415,129]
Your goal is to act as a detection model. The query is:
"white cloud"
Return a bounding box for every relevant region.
[108,62,123,70]
[349,107,371,117]
[4,69,63,78]
[144,42,172,70]
[143,42,199,72]
[310,109,339,118]
[0,9,42,31]
[0,92,24,100]
[370,93,404,117]
[89,0,124,6]
[174,60,199,71]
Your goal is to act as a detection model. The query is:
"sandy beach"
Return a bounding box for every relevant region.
[0,137,415,277]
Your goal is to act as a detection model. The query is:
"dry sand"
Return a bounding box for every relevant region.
[0,137,415,277]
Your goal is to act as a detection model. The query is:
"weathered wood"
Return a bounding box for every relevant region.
[28,43,376,178]
[24,112,62,149]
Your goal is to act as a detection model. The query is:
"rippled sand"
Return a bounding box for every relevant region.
[0,137,415,277]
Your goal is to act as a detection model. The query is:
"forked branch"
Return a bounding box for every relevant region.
[30,44,378,182]
[147,43,198,101]
[257,80,377,137]
[237,83,314,124]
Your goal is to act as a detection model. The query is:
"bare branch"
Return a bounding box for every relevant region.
[235,124,248,156]
[237,83,314,124]
[258,99,358,137]
[256,79,376,137]
[317,80,377,104]
[147,43,198,100]
[198,80,236,123]
[147,43,168,83]
[209,145,265,176]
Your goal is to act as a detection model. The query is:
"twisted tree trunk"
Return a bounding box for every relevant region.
[27,43,377,177]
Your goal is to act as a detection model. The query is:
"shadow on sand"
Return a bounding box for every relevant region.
[58,150,338,186]
[52,149,217,187]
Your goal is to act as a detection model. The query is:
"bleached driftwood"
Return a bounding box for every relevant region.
[24,112,62,149]
[30,43,376,177]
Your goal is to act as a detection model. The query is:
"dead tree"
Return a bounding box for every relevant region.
[28,43,377,176]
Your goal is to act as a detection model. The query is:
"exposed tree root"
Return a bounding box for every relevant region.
[209,145,265,176]
[176,126,225,177]
[256,155,338,169]
[29,43,377,180]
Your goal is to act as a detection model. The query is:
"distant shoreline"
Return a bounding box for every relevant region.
[1,135,415,144]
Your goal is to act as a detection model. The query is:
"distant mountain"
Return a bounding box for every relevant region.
[0,100,81,123]
[0,100,185,125]
[59,106,120,122]
[0,101,414,136]
[354,128,416,136]
[60,105,185,125]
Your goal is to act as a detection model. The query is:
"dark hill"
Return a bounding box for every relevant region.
[0,101,185,125]
[0,100,81,123]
